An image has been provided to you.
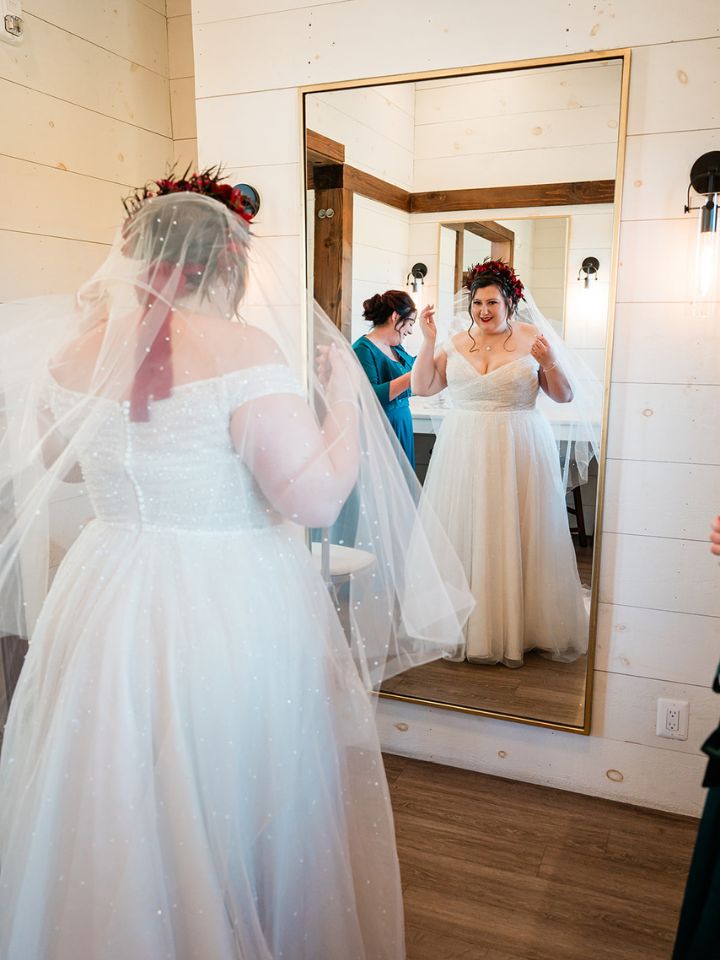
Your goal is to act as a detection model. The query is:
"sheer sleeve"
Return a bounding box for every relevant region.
[224,364,304,410]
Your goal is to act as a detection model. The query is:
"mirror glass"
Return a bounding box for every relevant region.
[304,55,626,730]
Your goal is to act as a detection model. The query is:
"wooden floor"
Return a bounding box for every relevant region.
[385,756,698,960]
[381,538,595,728]
[382,652,587,727]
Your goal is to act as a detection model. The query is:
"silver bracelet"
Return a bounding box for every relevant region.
[541,360,558,373]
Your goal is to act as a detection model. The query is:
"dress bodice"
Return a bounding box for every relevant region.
[48,364,304,533]
[444,339,540,412]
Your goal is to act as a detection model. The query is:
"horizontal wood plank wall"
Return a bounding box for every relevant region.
[168,0,199,172]
[1,0,173,301]
[307,131,613,214]
[193,1,720,816]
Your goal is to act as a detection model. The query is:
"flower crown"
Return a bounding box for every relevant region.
[466,259,525,307]
[122,165,254,223]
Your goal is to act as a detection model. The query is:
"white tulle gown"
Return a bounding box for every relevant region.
[421,340,588,667]
[0,366,405,960]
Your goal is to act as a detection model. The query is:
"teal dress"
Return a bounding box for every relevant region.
[673,661,720,959]
[352,336,416,468]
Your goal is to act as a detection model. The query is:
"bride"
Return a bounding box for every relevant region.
[412,259,595,668]
[0,171,471,959]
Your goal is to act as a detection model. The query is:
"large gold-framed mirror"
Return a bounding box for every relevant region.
[301,49,630,733]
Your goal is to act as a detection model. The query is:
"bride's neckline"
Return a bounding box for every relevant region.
[47,363,288,406]
[450,340,535,378]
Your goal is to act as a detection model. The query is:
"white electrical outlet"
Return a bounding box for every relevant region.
[656,698,689,740]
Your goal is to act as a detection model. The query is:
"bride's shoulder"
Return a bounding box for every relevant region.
[448,330,468,352]
[200,319,289,374]
[49,322,108,391]
[514,321,537,337]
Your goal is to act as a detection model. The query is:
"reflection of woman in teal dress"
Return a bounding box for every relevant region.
[352,290,420,468]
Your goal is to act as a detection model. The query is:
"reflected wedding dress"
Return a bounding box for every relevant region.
[0,365,405,960]
[421,339,588,667]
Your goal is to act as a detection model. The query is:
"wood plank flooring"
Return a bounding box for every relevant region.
[384,755,698,960]
[381,538,596,728]
[382,652,587,727]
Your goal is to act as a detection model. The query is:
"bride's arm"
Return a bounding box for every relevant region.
[531,334,573,403]
[38,397,84,483]
[231,348,360,529]
[411,305,448,397]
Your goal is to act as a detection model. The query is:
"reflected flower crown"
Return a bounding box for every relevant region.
[466,258,525,308]
[122,165,254,223]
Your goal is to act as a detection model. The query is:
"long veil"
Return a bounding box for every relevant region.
[0,191,472,724]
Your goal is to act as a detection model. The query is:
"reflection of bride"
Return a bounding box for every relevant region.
[0,172,472,958]
[413,260,595,668]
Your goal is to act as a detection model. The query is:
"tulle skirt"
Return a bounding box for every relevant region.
[0,520,404,960]
[421,408,588,667]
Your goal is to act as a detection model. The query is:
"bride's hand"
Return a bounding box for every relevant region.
[419,304,437,342]
[315,344,333,387]
[531,334,556,371]
[710,516,720,556]
[317,344,358,406]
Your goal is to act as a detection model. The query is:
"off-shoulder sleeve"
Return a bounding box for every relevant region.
[223,364,305,411]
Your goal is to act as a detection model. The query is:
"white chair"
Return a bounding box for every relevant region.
[310,535,375,586]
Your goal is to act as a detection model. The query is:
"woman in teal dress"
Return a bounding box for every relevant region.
[353,290,424,468]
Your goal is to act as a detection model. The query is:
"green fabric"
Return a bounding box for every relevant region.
[673,661,720,959]
[352,336,416,468]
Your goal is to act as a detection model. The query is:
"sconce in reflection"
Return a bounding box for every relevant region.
[578,256,600,288]
[232,183,261,219]
[683,152,719,302]
[406,262,428,294]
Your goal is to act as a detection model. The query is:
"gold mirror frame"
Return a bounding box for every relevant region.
[299,48,631,734]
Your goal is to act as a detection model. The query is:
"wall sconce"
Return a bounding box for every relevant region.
[232,183,261,219]
[578,256,600,288]
[684,152,719,232]
[406,262,428,293]
[683,151,720,302]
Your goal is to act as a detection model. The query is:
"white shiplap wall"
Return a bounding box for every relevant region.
[351,196,411,343]
[306,84,415,189]
[304,85,415,341]
[168,0,199,170]
[412,60,622,191]
[2,3,199,578]
[0,1,175,300]
[192,0,720,816]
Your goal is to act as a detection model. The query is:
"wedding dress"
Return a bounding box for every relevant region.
[0,190,472,959]
[420,338,588,667]
[0,364,414,960]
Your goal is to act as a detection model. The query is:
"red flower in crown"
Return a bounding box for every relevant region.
[123,165,254,223]
[466,259,525,307]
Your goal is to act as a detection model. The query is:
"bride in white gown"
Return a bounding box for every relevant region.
[0,174,471,959]
[412,260,595,668]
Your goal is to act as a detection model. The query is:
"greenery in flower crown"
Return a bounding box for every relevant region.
[122,165,254,223]
[465,258,525,308]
